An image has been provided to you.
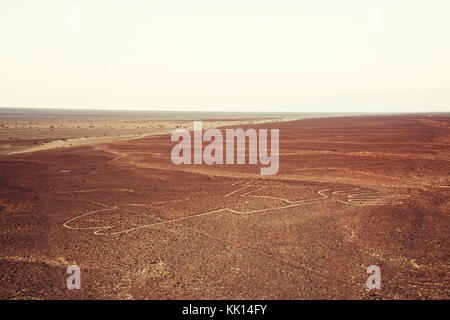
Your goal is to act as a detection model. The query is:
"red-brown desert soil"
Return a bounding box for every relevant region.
[0,114,448,299]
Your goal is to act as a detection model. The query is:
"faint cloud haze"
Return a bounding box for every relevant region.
[0,0,449,113]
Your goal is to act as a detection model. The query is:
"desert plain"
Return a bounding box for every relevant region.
[0,109,448,299]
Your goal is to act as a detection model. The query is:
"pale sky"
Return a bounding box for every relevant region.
[1,0,449,112]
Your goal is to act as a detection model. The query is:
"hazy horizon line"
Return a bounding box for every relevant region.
[0,106,449,115]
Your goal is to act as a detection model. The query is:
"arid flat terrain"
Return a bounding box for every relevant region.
[0,112,448,299]
[0,108,305,155]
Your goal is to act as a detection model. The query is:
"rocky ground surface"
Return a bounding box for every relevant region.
[0,115,448,299]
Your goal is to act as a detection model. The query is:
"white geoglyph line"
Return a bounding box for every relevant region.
[224,185,253,197]
[63,208,113,230]
[62,180,408,236]
[95,209,227,236]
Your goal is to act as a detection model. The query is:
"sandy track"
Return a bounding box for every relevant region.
[1,117,302,155]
